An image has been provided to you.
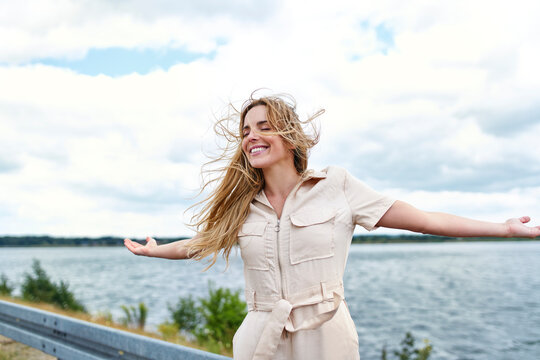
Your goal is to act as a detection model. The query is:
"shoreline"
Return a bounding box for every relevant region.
[0,235,537,247]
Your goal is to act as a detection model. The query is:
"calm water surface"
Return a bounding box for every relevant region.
[1,241,539,360]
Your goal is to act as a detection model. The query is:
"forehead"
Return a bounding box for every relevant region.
[243,105,267,127]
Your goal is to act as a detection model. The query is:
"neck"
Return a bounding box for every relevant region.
[263,164,301,199]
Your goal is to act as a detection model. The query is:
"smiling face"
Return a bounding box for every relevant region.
[241,105,295,171]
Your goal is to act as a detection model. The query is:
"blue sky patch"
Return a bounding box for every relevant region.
[32,46,217,76]
[353,21,395,58]
[375,23,394,54]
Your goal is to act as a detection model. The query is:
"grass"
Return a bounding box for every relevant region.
[0,335,54,360]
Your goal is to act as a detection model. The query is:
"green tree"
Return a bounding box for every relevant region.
[194,282,247,349]
[0,274,14,296]
[168,294,200,333]
[394,332,416,360]
[21,259,86,312]
[166,281,247,352]
[383,332,433,360]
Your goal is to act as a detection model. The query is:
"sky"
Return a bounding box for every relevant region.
[0,0,539,238]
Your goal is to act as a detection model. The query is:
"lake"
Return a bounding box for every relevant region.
[1,241,539,360]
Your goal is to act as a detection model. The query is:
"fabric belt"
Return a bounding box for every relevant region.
[245,280,345,360]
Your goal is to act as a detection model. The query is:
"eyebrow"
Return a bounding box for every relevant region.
[242,120,269,132]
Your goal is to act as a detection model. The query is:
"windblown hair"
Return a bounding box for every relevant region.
[186,92,323,270]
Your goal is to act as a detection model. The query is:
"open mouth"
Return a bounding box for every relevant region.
[250,146,268,155]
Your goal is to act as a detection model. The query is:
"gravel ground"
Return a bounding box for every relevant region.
[0,336,56,360]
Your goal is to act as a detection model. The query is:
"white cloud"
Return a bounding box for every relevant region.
[1,0,540,236]
[0,0,261,63]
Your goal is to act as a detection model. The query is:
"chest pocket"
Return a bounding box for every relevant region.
[238,221,269,271]
[289,208,336,265]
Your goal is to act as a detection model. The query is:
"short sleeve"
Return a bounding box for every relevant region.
[343,169,395,231]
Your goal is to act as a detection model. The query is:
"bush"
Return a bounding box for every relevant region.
[382,332,433,360]
[165,281,247,352]
[21,259,86,312]
[0,274,13,296]
[120,302,148,330]
[195,282,247,348]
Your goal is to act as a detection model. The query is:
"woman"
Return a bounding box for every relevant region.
[124,93,539,360]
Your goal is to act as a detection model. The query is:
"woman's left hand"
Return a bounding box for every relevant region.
[505,216,540,238]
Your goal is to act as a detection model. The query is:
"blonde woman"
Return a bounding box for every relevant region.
[124,94,539,360]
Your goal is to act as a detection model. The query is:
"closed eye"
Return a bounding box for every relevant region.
[242,120,271,137]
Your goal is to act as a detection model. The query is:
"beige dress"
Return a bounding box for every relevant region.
[233,166,395,360]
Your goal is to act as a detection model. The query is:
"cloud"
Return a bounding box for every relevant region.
[459,103,540,136]
[0,157,20,173]
[1,0,540,236]
[99,0,279,20]
[0,0,263,64]
[321,117,540,193]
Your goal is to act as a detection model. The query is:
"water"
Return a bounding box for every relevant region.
[1,241,539,360]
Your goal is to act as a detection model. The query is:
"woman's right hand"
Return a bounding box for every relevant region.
[124,237,157,257]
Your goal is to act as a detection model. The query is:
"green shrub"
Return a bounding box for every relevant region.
[195,282,247,349]
[168,294,200,333]
[120,302,148,330]
[165,281,247,352]
[21,259,86,312]
[382,332,433,360]
[0,274,13,296]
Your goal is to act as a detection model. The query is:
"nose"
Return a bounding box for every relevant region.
[245,130,259,142]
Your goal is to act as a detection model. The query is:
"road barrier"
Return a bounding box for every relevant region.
[0,300,231,360]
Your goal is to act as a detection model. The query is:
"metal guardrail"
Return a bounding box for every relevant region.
[0,300,231,360]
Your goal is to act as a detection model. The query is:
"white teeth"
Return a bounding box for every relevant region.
[250,147,267,154]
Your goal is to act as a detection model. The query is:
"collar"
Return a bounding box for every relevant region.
[253,168,327,205]
[303,168,328,180]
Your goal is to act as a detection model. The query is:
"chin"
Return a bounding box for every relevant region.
[248,159,273,170]
[248,162,265,169]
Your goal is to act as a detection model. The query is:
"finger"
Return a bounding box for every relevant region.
[124,238,137,247]
[520,216,531,224]
[124,240,136,252]
[124,243,136,253]
[124,239,142,252]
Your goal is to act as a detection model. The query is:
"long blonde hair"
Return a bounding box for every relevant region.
[186,92,323,269]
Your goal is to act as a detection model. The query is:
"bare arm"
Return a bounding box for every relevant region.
[124,236,198,259]
[376,200,540,238]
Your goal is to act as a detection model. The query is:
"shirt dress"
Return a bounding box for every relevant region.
[233,166,395,360]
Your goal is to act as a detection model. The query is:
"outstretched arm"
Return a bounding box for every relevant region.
[376,200,540,238]
[124,236,198,259]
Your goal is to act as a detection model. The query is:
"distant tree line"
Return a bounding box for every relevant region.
[0,235,188,247]
[0,234,529,247]
[351,234,518,244]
